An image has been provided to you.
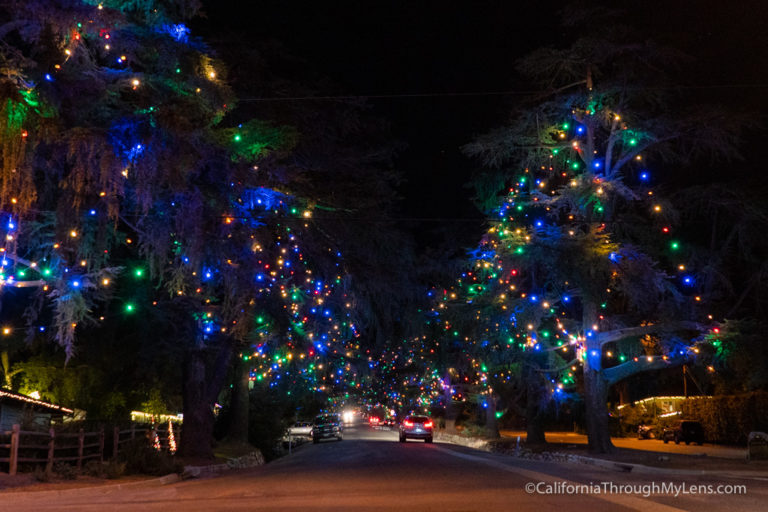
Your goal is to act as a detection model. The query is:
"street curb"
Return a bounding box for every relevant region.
[564,454,768,478]
[435,432,766,478]
[435,432,491,451]
[181,463,230,478]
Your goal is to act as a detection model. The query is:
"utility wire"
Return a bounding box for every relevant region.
[236,83,768,102]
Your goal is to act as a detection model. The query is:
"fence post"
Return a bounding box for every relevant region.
[9,424,19,476]
[46,427,55,473]
[77,428,84,472]
[113,426,120,459]
[99,427,104,463]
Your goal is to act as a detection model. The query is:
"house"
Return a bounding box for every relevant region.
[617,395,712,420]
[0,389,74,431]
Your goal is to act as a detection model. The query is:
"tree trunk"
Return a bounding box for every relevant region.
[225,355,251,445]
[582,300,615,453]
[180,348,215,458]
[617,381,629,405]
[180,336,235,459]
[485,395,499,438]
[583,365,615,453]
[525,374,546,444]
[443,370,458,433]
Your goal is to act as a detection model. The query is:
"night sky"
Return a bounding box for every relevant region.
[197,0,768,251]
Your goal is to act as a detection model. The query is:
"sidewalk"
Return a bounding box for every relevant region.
[500,430,746,459]
[436,430,768,478]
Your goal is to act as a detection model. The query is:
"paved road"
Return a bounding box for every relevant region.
[4,422,767,511]
[500,431,746,459]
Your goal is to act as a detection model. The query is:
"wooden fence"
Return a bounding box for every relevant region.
[0,423,178,475]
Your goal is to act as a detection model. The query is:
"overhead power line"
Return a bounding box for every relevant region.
[235,83,768,102]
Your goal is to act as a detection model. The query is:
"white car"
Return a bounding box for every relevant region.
[287,421,313,437]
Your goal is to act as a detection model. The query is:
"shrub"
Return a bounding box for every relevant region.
[680,391,768,444]
[83,460,106,478]
[53,462,78,480]
[105,460,127,479]
[32,466,51,482]
[118,438,182,476]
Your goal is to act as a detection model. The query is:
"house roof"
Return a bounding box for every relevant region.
[0,389,74,415]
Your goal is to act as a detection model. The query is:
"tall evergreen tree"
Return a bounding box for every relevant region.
[463,23,739,452]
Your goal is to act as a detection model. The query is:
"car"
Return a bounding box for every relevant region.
[312,413,343,443]
[399,415,433,443]
[287,421,313,438]
[662,420,704,445]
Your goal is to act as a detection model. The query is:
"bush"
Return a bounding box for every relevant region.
[83,460,106,478]
[33,466,51,482]
[118,438,182,476]
[618,391,768,444]
[53,462,78,480]
[681,391,768,444]
[105,460,127,479]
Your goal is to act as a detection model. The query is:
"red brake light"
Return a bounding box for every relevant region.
[404,420,414,428]
[424,421,433,428]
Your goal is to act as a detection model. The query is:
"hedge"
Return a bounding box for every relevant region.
[679,391,768,444]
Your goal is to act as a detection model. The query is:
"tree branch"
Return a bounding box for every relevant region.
[604,116,620,176]
[612,132,680,176]
[534,358,579,374]
[604,354,691,386]
[597,321,706,347]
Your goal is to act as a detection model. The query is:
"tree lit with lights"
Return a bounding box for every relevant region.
[461,27,740,452]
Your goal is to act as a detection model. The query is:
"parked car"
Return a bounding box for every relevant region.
[662,420,704,445]
[288,421,313,437]
[398,415,433,443]
[637,424,655,439]
[312,414,343,443]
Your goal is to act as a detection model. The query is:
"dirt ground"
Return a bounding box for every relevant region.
[0,453,230,494]
[0,473,153,493]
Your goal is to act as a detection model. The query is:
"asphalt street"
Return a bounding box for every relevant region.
[3,421,767,511]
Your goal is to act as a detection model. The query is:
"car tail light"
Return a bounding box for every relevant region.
[404,420,414,428]
[424,421,433,429]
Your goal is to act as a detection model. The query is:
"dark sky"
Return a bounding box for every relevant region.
[197,0,768,250]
